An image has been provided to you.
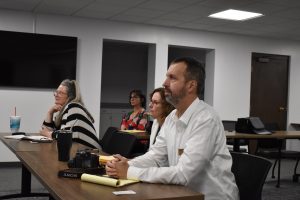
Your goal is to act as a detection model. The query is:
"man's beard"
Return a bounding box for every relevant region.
[165,87,186,107]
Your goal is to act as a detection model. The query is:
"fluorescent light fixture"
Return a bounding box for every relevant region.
[209,9,263,21]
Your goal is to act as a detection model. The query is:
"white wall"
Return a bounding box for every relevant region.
[1,9,300,161]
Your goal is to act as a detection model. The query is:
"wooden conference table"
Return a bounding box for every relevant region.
[226,131,300,187]
[0,134,204,200]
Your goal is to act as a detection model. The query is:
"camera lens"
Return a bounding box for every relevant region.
[67,159,75,168]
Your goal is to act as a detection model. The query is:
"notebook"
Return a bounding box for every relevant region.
[81,174,139,187]
[4,135,53,142]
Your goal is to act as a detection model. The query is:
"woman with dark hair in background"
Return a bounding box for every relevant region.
[148,87,174,149]
[40,79,101,149]
[120,89,149,131]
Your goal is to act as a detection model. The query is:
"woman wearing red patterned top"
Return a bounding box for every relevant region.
[120,89,149,130]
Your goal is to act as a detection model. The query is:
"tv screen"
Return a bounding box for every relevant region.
[0,30,77,89]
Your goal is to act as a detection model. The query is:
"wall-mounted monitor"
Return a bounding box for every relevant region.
[0,30,77,89]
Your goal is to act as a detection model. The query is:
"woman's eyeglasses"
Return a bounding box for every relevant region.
[53,90,67,96]
[149,100,162,106]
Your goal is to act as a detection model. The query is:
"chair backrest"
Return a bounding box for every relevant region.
[106,132,138,158]
[222,120,236,132]
[99,127,118,151]
[231,152,272,200]
[100,127,138,158]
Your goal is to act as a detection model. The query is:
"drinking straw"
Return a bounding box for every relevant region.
[14,107,16,116]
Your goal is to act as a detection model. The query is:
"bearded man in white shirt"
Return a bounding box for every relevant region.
[106,57,239,200]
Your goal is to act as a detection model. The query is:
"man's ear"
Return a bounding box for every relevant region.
[187,80,197,93]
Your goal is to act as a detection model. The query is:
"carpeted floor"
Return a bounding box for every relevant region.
[262,159,300,200]
[0,159,299,200]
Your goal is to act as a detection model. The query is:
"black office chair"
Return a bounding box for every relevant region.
[255,123,281,178]
[293,157,300,182]
[222,120,248,152]
[255,122,300,183]
[231,152,272,200]
[99,126,118,151]
[100,127,138,158]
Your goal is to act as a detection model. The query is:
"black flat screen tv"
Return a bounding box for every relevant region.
[0,30,77,89]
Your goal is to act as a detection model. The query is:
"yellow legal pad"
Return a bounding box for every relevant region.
[81,174,139,187]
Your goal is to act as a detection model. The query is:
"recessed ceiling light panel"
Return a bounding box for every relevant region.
[209,9,263,21]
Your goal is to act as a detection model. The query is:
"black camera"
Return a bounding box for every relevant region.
[68,149,99,169]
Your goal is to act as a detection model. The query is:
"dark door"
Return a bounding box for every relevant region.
[250,53,289,130]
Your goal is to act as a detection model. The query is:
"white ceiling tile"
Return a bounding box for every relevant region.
[258,22,300,32]
[225,23,273,33]
[122,8,165,17]
[231,29,267,36]
[207,24,250,33]
[177,4,219,17]
[75,10,116,19]
[74,9,123,19]
[35,7,74,15]
[192,17,229,26]
[158,13,200,22]
[271,7,300,19]
[262,0,300,7]
[242,2,289,14]
[77,1,128,12]
[95,0,144,6]
[147,18,181,26]
[110,14,150,23]
[249,16,290,25]
[168,0,205,4]
[195,0,256,9]
[35,0,94,15]
[0,0,41,11]
[176,22,214,30]
[137,0,185,11]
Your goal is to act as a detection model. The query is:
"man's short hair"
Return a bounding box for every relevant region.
[170,57,206,96]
